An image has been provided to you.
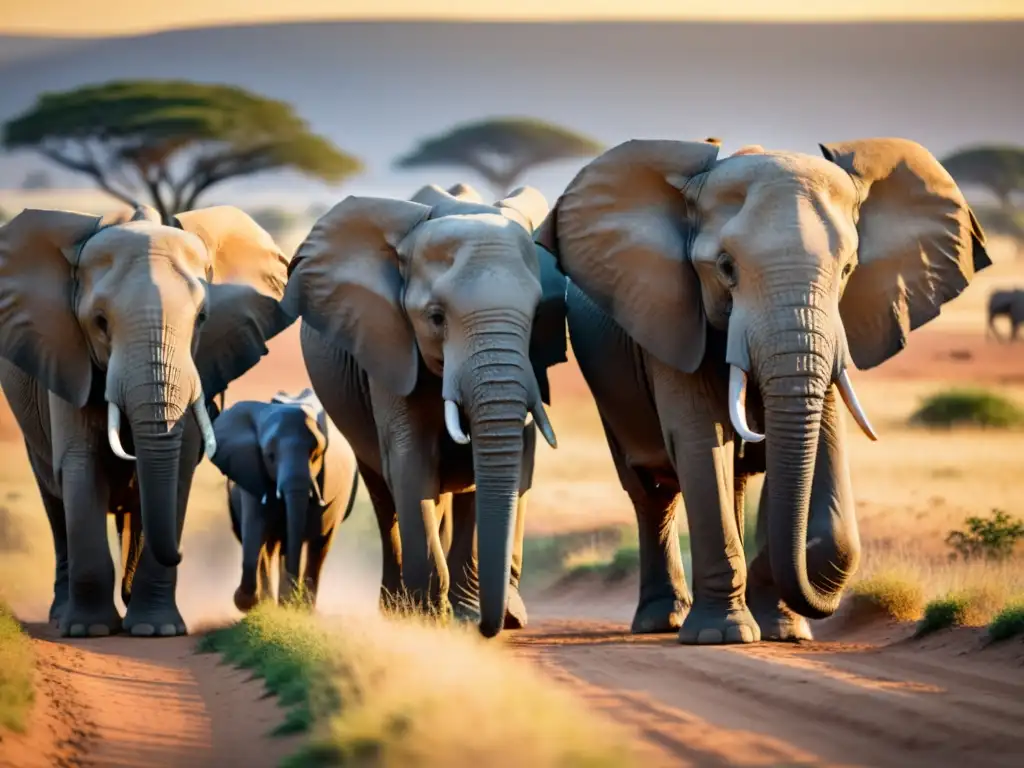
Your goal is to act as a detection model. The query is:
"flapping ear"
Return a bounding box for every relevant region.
[210,400,271,498]
[536,139,719,373]
[821,138,991,369]
[175,206,294,398]
[282,197,432,397]
[0,209,104,406]
[496,186,550,233]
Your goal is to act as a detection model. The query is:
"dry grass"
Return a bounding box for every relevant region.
[0,601,34,733]
[847,574,926,622]
[200,603,636,768]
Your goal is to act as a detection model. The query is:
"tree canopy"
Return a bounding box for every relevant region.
[941,146,1024,210]
[394,117,603,198]
[2,80,363,220]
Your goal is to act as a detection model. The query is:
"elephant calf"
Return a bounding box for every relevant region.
[987,289,1024,341]
[211,389,359,611]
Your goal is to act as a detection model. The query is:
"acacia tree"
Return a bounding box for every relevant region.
[395,117,603,198]
[941,146,1024,212]
[2,80,363,221]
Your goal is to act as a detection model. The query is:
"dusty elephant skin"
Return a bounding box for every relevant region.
[209,388,359,611]
[537,137,990,644]
[0,205,293,638]
[283,183,568,638]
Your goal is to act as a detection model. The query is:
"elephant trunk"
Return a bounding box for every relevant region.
[279,471,309,602]
[458,314,534,638]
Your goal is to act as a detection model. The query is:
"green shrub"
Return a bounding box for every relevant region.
[987,600,1024,642]
[848,575,925,621]
[916,595,971,636]
[946,510,1024,561]
[0,602,34,733]
[911,389,1024,428]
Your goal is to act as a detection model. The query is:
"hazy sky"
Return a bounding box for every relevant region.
[5,1,1024,36]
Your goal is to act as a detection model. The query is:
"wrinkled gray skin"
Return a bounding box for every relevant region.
[211,390,359,610]
[0,205,292,637]
[285,183,567,638]
[987,289,1024,341]
[539,138,989,644]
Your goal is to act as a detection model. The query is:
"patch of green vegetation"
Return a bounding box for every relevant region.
[987,599,1024,642]
[0,602,34,733]
[916,595,971,636]
[911,389,1024,429]
[946,510,1024,561]
[200,603,636,767]
[848,574,925,621]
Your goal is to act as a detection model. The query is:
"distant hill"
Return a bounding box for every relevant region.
[1,21,1021,207]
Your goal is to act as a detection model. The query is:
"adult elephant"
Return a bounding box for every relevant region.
[211,389,359,611]
[987,289,1024,341]
[537,138,989,644]
[0,205,292,637]
[284,183,567,638]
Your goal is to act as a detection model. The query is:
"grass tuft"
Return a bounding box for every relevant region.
[915,585,1008,637]
[0,602,34,733]
[986,599,1024,642]
[201,603,635,767]
[910,389,1024,429]
[847,574,925,621]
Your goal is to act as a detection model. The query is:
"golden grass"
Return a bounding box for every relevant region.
[201,603,636,768]
[0,601,34,733]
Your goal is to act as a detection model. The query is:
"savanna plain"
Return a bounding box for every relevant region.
[1,229,1023,767]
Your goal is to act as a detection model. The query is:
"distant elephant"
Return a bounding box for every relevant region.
[987,289,1024,341]
[284,182,568,638]
[0,205,292,637]
[537,138,989,644]
[210,388,359,611]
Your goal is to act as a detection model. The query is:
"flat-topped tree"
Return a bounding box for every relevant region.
[941,146,1024,213]
[2,80,363,221]
[395,117,604,199]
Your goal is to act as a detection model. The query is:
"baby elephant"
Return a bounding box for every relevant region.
[211,389,359,611]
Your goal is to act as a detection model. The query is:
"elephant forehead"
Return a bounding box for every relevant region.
[414,213,519,251]
[706,152,858,208]
[81,222,209,273]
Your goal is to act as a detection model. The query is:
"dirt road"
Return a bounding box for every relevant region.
[513,590,1024,768]
[0,623,299,768]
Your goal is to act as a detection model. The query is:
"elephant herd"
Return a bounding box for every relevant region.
[0,136,989,644]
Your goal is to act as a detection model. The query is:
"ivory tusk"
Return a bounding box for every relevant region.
[836,369,878,441]
[530,403,558,449]
[107,402,136,461]
[728,366,765,443]
[193,395,218,459]
[444,399,470,444]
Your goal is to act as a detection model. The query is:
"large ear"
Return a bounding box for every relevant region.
[536,140,719,374]
[0,209,104,406]
[210,400,271,497]
[821,138,992,369]
[175,206,294,398]
[496,186,549,233]
[282,196,431,397]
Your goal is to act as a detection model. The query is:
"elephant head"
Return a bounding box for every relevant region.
[211,389,335,599]
[0,205,292,567]
[538,138,989,619]
[284,183,567,637]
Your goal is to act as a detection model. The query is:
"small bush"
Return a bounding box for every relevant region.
[910,389,1024,428]
[848,574,925,621]
[946,509,1024,561]
[916,586,1006,637]
[987,600,1024,641]
[0,602,34,733]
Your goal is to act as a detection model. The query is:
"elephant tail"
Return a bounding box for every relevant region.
[341,465,360,523]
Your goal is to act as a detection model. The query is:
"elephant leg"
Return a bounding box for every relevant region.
[54,409,121,638]
[652,364,758,645]
[447,492,479,623]
[437,493,454,556]
[600,418,690,635]
[747,389,857,641]
[116,508,144,608]
[26,447,69,627]
[302,526,336,610]
[360,462,403,610]
[123,423,200,637]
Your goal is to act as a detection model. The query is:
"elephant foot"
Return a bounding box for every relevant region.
[678,599,760,645]
[234,587,260,613]
[61,600,122,638]
[631,594,689,635]
[48,593,69,628]
[747,587,813,642]
[504,585,528,630]
[124,602,187,637]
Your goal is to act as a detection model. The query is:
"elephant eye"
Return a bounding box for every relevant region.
[94,313,109,337]
[841,263,853,279]
[426,308,445,329]
[716,252,738,287]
